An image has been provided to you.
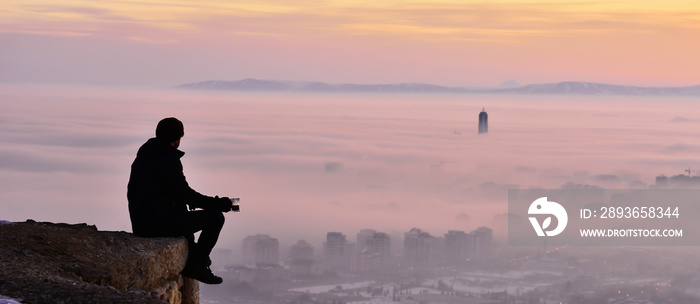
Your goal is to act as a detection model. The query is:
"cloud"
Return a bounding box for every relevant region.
[490,212,522,235]
[592,174,621,184]
[478,181,519,201]
[3,133,140,149]
[586,171,645,187]
[666,143,699,153]
[628,180,648,189]
[671,116,700,123]
[324,161,344,173]
[22,5,131,22]
[559,182,601,189]
[364,202,401,213]
[454,213,471,224]
[387,202,400,212]
[516,166,536,174]
[0,149,99,173]
[615,171,642,183]
[366,184,389,191]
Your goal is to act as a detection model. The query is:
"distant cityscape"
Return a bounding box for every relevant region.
[204,226,496,303]
[212,226,494,276]
[198,168,700,304]
[200,221,700,304]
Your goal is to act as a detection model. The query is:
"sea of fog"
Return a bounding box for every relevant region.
[1,84,699,252]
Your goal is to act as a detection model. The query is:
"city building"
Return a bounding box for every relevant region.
[403,228,443,267]
[288,240,319,277]
[221,263,288,290]
[358,232,391,272]
[356,229,376,253]
[210,248,234,269]
[478,108,488,134]
[325,232,353,271]
[290,240,314,260]
[445,230,470,263]
[472,226,493,259]
[444,227,494,263]
[241,234,280,265]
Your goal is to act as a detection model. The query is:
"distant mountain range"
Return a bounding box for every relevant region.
[176,79,700,96]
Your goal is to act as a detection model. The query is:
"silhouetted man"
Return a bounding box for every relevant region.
[127,117,234,284]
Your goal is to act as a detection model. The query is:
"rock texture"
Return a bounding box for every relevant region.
[0,220,199,304]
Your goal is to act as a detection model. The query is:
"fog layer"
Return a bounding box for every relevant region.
[1,84,698,250]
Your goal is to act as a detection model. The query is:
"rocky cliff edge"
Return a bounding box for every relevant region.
[0,220,198,304]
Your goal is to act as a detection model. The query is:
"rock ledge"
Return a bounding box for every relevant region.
[0,220,198,304]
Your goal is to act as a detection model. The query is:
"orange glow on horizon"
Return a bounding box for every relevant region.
[1,0,699,86]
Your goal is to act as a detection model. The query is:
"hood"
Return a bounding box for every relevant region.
[136,137,185,160]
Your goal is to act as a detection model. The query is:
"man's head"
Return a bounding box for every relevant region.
[156,117,184,148]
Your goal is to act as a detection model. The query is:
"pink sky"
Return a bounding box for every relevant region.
[2,1,700,86]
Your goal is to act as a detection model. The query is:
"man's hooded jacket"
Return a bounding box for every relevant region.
[127,137,218,236]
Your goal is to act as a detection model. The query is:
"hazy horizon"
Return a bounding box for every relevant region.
[3,84,700,253]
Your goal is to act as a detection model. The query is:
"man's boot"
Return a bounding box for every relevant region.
[182,263,223,285]
[182,245,222,284]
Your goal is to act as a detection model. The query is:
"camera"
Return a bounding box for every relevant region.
[230,198,240,212]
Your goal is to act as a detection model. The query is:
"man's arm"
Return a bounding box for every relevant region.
[164,157,232,211]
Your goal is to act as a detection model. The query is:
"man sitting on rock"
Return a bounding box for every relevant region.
[127,117,235,285]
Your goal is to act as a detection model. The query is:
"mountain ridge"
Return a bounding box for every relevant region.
[176,79,700,96]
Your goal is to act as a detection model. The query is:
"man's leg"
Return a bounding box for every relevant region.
[180,209,225,264]
[197,210,225,261]
[177,210,225,284]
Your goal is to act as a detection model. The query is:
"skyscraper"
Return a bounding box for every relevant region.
[445,230,469,263]
[290,240,314,261]
[472,226,493,259]
[358,232,391,272]
[366,232,391,268]
[403,228,437,267]
[444,227,493,262]
[241,234,280,265]
[256,236,280,264]
[356,229,376,252]
[325,232,350,271]
[478,108,488,134]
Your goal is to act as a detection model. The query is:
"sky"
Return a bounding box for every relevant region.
[2,0,700,87]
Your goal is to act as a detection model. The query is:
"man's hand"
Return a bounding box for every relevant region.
[214,196,234,212]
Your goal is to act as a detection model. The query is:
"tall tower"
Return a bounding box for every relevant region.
[325,232,349,271]
[478,108,488,134]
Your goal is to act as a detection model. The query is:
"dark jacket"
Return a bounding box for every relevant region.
[127,137,217,237]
